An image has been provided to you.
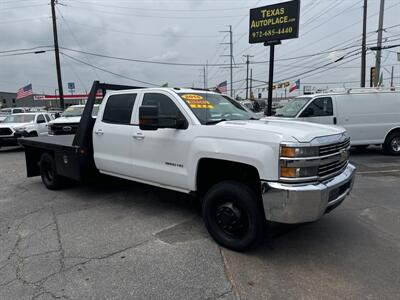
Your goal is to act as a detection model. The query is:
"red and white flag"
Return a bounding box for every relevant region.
[289,79,300,93]
[16,83,33,99]
[215,81,227,94]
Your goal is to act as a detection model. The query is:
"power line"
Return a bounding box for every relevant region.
[60,52,160,86]
[64,0,252,12]
[0,45,52,54]
[63,4,247,19]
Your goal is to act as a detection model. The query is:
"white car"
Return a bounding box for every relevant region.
[48,104,99,135]
[0,112,52,148]
[0,108,26,122]
[274,88,400,154]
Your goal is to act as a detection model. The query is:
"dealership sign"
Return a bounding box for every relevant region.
[249,0,300,44]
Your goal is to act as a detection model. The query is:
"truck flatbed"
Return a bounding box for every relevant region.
[19,135,76,150]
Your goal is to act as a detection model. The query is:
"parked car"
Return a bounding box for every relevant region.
[0,108,26,122]
[0,112,53,148]
[48,104,100,135]
[273,88,400,155]
[19,81,355,251]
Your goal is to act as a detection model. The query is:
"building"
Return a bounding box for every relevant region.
[0,91,17,108]
[0,91,99,109]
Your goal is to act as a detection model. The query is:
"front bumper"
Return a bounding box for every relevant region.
[261,164,356,224]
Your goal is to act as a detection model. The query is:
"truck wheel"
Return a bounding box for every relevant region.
[40,153,66,190]
[202,181,264,251]
[28,131,38,137]
[383,132,400,155]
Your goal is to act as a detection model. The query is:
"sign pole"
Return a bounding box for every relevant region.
[265,40,281,116]
[249,0,300,114]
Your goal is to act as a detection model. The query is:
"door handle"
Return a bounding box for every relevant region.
[133,133,145,140]
[95,129,104,136]
[333,117,337,125]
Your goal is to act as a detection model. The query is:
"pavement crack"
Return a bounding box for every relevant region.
[51,207,65,271]
[219,247,240,300]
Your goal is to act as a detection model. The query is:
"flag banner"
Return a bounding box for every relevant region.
[16,84,33,100]
[215,81,227,94]
[289,79,300,93]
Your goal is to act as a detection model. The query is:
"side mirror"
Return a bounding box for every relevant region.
[139,105,159,130]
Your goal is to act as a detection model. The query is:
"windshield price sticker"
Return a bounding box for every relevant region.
[184,98,214,109]
[249,0,300,44]
[181,94,204,101]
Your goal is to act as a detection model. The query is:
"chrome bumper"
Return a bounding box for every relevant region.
[261,164,356,224]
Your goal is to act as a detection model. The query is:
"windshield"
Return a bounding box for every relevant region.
[3,114,35,123]
[275,97,312,117]
[62,106,84,117]
[0,110,11,116]
[61,106,99,117]
[178,93,255,124]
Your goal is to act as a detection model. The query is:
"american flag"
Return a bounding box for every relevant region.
[16,84,33,100]
[215,81,227,94]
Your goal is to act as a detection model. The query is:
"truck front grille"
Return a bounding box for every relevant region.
[318,138,350,179]
[0,128,12,136]
[319,139,350,156]
[50,123,79,135]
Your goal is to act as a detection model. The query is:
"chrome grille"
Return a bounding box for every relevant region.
[319,139,350,156]
[0,128,12,136]
[49,123,79,135]
[318,160,348,178]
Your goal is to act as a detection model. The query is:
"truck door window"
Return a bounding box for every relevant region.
[300,97,333,117]
[142,93,185,127]
[37,114,45,123]
[45,114,51,122]
[102,94,137,125]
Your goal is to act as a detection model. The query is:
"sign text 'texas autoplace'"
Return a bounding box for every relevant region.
[249,0,300,44]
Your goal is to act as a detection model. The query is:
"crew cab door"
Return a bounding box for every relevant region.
[297,97,336,125]
[36,114,48,135]
[130,92,192,190]
[93,93,138,176]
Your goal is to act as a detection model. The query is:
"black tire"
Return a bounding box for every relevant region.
[28,131,38,137]
[40,153,66,190]
[202,181,265,251]
[383,132,400,155]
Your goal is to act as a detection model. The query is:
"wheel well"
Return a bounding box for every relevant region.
[25,147,53,177]
[384,127,400,143]
[196,158,261,197]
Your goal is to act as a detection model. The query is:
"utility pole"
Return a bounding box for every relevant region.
[51,0,64,109]
[243,54,254,99]
[391,66,394,87]
[374,0,385,87]
[203,65,206,89]
[250,68,253,99]
[220,25,233,97]
[361,0,368,87]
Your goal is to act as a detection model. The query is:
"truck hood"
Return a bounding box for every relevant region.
[49,116,81,124]
[0,122,33,129]
[217,118,345,143]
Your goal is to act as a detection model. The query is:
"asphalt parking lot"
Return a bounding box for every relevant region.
[1,146,399,300]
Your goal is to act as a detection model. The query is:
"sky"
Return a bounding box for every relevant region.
[0,0,399,98]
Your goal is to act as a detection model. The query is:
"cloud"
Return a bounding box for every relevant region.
[161,25,184,46]
[150,51,180,62]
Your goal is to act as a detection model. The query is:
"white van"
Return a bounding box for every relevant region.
[274,88,400,155]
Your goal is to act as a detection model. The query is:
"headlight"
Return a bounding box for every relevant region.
[280,166,318,178]
[280,145,319,181]
[280,146,319,158]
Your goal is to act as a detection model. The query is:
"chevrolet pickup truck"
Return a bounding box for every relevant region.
[19,82,355,251]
